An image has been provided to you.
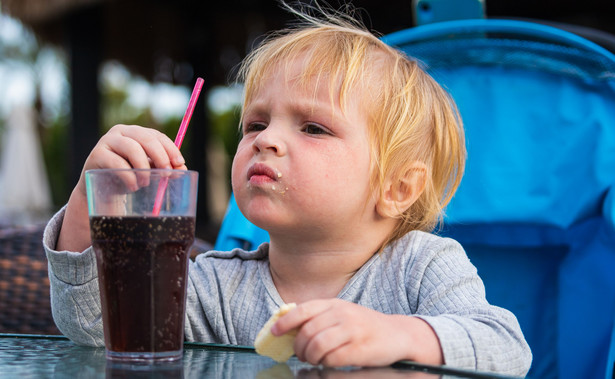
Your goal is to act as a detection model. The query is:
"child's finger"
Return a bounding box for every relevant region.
[316,341,358,367]
[158,131,187,169]
[82,144,143,192]
[271,299,331,336]
[301,324,350,366]
[293,313,345,364]
[98,151,142,192]
[107,137,151,168]
[119,125,184,169]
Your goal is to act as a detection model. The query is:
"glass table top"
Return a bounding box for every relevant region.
[0,334,514,378]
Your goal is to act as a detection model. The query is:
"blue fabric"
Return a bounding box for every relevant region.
[444,219,615,379]
[437,67,615,228]
[214,194,268,251]
[608,322,615,379]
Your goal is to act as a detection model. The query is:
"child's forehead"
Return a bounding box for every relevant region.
[251,53,376,108]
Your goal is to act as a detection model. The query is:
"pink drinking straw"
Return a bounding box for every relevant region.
[152,77,204,215]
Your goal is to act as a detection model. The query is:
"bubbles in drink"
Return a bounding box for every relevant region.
[91,215,195,354]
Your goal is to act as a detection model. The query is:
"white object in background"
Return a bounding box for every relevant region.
[0,105,52,224]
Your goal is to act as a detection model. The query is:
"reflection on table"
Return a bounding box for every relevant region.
[0,334,513,379]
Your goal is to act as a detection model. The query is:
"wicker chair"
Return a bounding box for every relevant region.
[0,224,61,335]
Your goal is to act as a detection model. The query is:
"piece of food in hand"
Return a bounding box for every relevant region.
[254,303,297,362]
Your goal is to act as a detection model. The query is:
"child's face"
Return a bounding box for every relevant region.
[231,58,378,243]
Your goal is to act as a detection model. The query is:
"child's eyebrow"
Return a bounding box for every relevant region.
[293,100,341,127]
[299,90,340,113]
[245,93,335,116]
[242,100,268,117]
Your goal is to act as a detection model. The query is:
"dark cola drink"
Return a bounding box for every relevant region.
[90,215,195,361]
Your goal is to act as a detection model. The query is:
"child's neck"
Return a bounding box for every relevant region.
[267,237,380,304]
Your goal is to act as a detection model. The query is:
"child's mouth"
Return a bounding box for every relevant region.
[247,163,279,185]
[247,163,287,194]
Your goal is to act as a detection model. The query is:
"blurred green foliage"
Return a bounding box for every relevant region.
[100,78,183,137]
[40,113,69,208]
[209,105,241,166]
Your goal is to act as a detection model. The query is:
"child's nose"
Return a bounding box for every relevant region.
[252,126,286,156]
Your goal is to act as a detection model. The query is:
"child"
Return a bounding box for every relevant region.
[44,6,532,376]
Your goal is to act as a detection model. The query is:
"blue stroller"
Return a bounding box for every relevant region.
[383,15,615,379]
[215,11,615,379]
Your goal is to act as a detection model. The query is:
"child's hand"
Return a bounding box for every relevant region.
[57,124,186,252]
[270,299,443,367]
[76,124,187,197]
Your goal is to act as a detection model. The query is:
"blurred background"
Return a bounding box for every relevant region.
[1,0,614,244]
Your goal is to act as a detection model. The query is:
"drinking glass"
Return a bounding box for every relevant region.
[86,168,198,362]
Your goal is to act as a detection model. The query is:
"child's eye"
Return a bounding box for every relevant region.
[244,122,267,133]
[303,123,330,135]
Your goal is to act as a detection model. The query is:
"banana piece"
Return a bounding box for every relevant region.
[254,303,298,362]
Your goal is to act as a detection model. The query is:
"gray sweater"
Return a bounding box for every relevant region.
[44,208,531,376]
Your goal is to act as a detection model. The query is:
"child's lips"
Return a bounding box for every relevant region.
[247,163,279,185]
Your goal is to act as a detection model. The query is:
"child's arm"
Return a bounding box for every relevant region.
[271,299,443,367]
[57,124,187,252]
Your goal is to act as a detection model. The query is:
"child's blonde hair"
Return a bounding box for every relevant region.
[237,5,465,246]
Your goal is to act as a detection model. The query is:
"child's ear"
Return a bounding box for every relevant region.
[376,162,427,218]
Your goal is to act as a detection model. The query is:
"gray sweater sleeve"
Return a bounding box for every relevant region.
[43,207,105,347]
[404,235,532,376]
